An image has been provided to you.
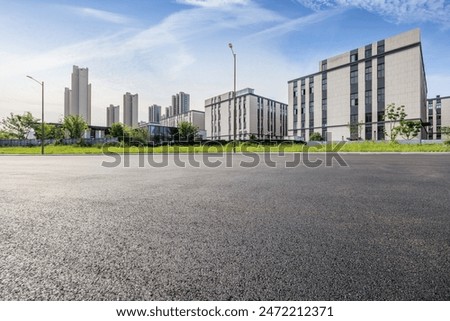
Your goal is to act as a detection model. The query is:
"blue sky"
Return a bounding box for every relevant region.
[0,0,449,126]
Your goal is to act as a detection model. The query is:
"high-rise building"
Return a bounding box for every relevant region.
[106,104,120,127]
[171,92,190,116]
[149,104,162,123]
[123,92,139,128]
[288,29,428,141]
[205,88,288,140]
[64,65,92,125]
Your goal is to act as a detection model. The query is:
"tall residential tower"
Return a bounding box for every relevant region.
[123,92,139,128]
[106,104,120,127]
[64,65,92,125]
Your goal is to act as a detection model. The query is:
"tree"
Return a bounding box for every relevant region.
[384,103,406,142]
[309,132,323,141]
[347,121,364,140]
[130,127,148,145]
[0,130,13,139]
[441,127,450,138]
[0,112,38,139]
[400,120,421,140]
[33,123,55,140]
[110,122,132,142]
[177,121,199,142]
[63,115,88,139]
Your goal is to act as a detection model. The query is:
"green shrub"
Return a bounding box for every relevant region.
[309,132,323,141]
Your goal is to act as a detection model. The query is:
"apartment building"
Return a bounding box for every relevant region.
[106,104,120,127]
[123,92,139,128]
[288,29,427,141]
[149,104,162,123]
[171,92,190,116]
[205,88,288,141]
[427,95,450,140]
[64,65,92,125]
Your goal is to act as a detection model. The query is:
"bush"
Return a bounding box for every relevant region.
[309,132,323,141]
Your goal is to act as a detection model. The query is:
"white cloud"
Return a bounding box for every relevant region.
[297,0,450,27]
[176,0,250,7]
[248,8,344,40]
[70,7,133,24]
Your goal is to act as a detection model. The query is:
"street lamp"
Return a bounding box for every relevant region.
[228,43,237,153]
[27,75,44,155]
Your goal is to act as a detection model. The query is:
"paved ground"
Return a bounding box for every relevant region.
[0,153,449,300]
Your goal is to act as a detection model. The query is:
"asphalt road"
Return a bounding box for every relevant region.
[0,153,449,300]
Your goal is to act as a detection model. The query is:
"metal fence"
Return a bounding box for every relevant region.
[0,137,119,147]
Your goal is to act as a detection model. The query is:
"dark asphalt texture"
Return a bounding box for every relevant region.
[0,153,449,300]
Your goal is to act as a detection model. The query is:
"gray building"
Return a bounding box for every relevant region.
[427,95,450,140]
[205,88,288,141]
[288,29,427,141]
[171,92,190,116]
[64,65,92,125]
[106,104,120,127]
[123,92,139,128]
[149,104,162,124]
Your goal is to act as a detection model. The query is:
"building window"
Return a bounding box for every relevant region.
[350,53,358,62]
[365,48,372,58]
[365,66,372,81]
[377,88,385,103]
[377,111,384,122]
[365,126,372,140]
[350,71,358,84]
[365,113,372,123]
[377,45,385,54]
[309,82,314,94]
[322,99,327,110]
[365,90,372,105]
[351,93,359,106]
[377,63,385,78]
[322,78,327,91]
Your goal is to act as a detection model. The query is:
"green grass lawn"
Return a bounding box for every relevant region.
[0,141,449,154]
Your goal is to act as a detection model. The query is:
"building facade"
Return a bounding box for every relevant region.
[64,65,92,125]
[427,95,450,140]
[160,110,205,132]
[106,104,120,127]
[171,92,190,116]
[205,88,288,141]
[123,92,139,128]
[149,104,162,123]
[288,29,427,141]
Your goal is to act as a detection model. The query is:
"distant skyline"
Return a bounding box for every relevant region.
[1,0,449,126]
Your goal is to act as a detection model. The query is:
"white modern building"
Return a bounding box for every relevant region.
[123,92,139,128]
[106,104,120,127]
[288,29,428,141]
[427,95,450,140]
[160,110,205,132]
[205,88,288,141]
[171,92,190,116]
[149,104,162,124]
[64,65,92,125]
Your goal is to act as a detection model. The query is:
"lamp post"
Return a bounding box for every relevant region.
[27,75,44,155]
[228,43,237,153]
